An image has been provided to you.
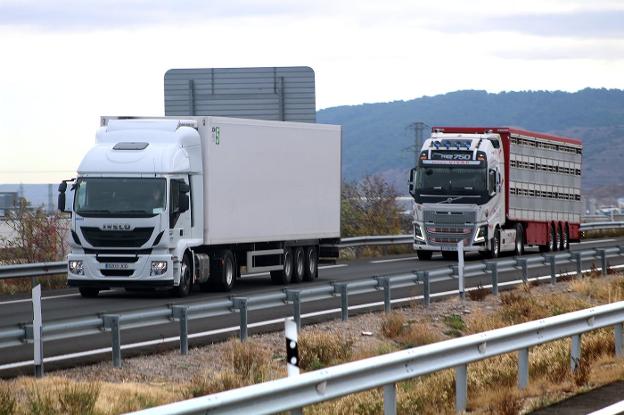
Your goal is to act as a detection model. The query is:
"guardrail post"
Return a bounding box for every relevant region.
[417,271,430,307]
[598,249,608,276]
[516,258,529,284]
[455,364,468,414]
[384,383,397,415]
[485,262,498,295]
[571,334,582,371]
[518,348,529,389]
[615,323,623,358]
[571,252,583,278]
[451,265,464,300]
[172,305,189,355]
[103,315,122,368]
[232,298,248,341]
[333,283,349,321]
[285,290,302,331]
[375,277,392,313]
[547,255,557,285]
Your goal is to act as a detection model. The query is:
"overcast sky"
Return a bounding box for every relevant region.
[1,0,623,184]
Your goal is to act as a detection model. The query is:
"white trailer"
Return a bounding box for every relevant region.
[60,116,341,297]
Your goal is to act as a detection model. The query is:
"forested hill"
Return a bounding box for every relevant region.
[317,88,624,193]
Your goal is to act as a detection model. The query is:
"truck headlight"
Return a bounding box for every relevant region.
[414,223,426,242]
[69,260,84,275]
[474,225,487,243]
[151,261,168,276]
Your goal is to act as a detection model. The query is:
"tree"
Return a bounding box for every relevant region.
[0,198,68,264]
[341,175,403,237]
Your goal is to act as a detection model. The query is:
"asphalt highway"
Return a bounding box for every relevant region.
[0,237,622,376]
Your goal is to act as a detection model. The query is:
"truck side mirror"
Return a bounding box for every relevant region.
[408,168,417,197]
[58,181,68,212]
[488,169,497,196]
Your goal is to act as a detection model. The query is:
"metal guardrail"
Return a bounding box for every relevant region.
[0,245,623,368]
[129,301,624,415]
[1,222,622,280]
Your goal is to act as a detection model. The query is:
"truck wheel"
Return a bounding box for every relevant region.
[561,224,570,250]
[79,287,99,298]
[554,224,562,251]
[292,247,305,283]
[207,250,235,292]
[515,223,525,256]
[303,246,318,281]
[172,254,193,297]
[271,248,293,285]
[416,250,432,261]
[539,224,556,253]
[487,229,500,258]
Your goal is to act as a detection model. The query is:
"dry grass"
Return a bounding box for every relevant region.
[298,330,354,371]
[4,273,624,415]
[468,283,491,301]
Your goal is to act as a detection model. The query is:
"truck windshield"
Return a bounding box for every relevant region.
[74,178,166,218]
[413,166,487,204]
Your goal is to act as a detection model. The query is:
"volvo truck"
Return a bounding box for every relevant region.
[408,127,582,260]
[59,116,341,297]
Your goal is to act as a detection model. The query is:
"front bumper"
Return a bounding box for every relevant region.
[66,252,178,287]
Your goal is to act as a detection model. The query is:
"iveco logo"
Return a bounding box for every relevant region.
[101,224,132,231]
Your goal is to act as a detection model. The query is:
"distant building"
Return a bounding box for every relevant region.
[0,192,18,217]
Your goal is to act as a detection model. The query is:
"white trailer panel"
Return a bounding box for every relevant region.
[198,117,341,244]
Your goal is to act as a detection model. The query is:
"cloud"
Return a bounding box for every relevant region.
[435,9,624,39]
[0,0,320,31]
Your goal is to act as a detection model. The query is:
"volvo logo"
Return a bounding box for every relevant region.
[101,224,132,231]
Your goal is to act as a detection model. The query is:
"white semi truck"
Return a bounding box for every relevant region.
[408,127,583,259]
[59,116,341,297]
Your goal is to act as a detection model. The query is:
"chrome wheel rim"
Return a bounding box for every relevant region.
[225,259,233,286]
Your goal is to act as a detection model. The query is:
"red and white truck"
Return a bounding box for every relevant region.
[408,127,583,259]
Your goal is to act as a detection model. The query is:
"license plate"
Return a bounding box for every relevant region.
[440,245,456,251]
[104,263,129,270]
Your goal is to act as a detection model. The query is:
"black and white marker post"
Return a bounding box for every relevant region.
[285,318,302,415]
[457,240,465,300]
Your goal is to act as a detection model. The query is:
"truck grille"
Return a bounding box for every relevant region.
[81,227,154,248]
[423,210,475,245]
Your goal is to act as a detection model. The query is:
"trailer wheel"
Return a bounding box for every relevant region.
[416,250,433,261]
[539,224,556,253]
[561,224,570,251]
[292,247,305,283]
[554,224,562,251]
[172,254,193,297]
[514,223,525,256]
[303,246,318,281]
[271,247,293,285]
[79,287,99,298]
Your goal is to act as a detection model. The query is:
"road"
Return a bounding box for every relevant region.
[0,237,622,376]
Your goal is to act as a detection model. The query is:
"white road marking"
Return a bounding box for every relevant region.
[0,293,79,306]
[370,257,418,264]
[575,238,616,244]
[319,264,348,270]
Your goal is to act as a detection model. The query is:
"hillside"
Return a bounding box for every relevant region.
[318,88,624,196]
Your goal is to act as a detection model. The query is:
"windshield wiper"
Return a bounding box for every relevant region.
[438,195,481,204]
[77,209,112,214]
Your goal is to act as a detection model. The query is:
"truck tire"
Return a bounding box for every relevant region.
[303,246,318,281]
[554,224,562,251]
[539,224,556,253]
[208,250,235,292]
[172,254,193,297]
[561,224,570,251]
[271,248,293,285]
[79,287,99,298]
[515,223,525,256]
[292,247,305,283]
[486,228,500,259]
[416,250,432,261]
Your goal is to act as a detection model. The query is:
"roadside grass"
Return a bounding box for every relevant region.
[0,275,67,296]
[3,273,624,414]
